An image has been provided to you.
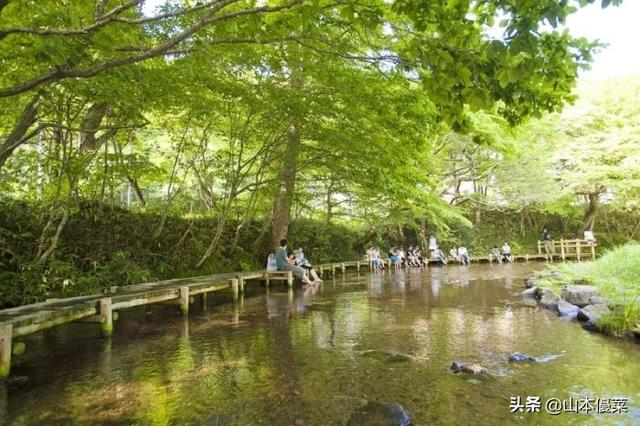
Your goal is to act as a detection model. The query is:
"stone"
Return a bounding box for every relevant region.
[577,304,611,322]
[347,402,412,426]
[588,295,610,306]
[524,278,538,289]
[557,301,580,318]
[508,352,536,363]
[561,285,599,307]
[521,287,538,298]
[450,361,488,374]
[359,349,414,363]
[539,288,561,311]
[549,271,563,280]
[582,320,600,332]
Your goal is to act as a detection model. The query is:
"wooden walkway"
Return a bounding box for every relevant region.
[0,240,596,379]
[0,262,368,379]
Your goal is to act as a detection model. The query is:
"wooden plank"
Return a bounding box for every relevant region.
[12,305,97,338]
[188,283,229,296]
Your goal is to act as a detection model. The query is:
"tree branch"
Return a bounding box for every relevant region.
[0,0,306,98]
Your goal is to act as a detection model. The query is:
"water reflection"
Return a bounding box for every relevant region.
[4,263,640,425]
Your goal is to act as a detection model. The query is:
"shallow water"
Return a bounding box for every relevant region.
[2,263,639,425]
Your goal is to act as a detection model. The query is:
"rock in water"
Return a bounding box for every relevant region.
[359,349,414,363]
[524,278,537,289]
[347,402,412,426]
[539,288,561,311]
[508,352,536,363]
[557,301,580,318]
[521,287,538,298]
[582,320,600,332]
[450,361,488,374]
[561,285,599,307]
[577,304,611,322]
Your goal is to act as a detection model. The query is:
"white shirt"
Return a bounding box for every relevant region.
[584,230,595,241]
[458,247,468,256]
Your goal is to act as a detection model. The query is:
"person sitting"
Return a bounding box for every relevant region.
[434,246,447,264]
[501,242,513,263]
[583,228,596,245]
[365,246,373,262]
[406,246,419,267]
[388,246,398,269]
[295,247,322,281]
[414,248,426,267]
[398,247,406,268]
[490,246,502,263]
[266,253,278,271]
[449,247,460,263]
[373,247,384,270]
[276,239,317,285]
[428,234,437,257]
[458,245,470,266]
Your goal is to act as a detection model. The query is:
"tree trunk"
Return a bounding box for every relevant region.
[79,102,109,153]
[126,176,146,206]
[419,218,428,250]
[325,179,333,227]
[195,196,235,268]
[582,192,599,231]
[0,94,39,170]
[270,122,301,250]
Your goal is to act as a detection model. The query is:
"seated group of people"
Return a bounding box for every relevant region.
[365,247,387,270]
[386,246,427,269]
[267,239,322,286]
[447,245,470,265]
[489,241,513,263]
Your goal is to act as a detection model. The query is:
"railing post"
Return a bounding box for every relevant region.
[577,240,582,261]
[591,244,596,260]
[0,324,12,380]
[180,287,190,315]
[231,278,239,301]
[332,264,336,275]
[264,272,270,288]
[560,239,565,261]
[100,298,113,337]
[238,276,245,293]
[537,241,542,255]
[286,270,293,288]
[341,262,346,273]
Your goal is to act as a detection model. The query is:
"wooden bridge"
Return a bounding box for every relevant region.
[0,240,596,380]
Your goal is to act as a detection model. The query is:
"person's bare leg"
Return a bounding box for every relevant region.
[311,269,321,281]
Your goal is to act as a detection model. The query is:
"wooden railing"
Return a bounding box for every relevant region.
[537,239,597,261]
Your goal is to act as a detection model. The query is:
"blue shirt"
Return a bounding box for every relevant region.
[275,247,288,270]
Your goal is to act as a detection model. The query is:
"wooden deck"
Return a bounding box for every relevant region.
[0,241,596,379]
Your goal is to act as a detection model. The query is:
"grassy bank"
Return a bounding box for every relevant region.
[0,200,361,308]
[535,243,640,336]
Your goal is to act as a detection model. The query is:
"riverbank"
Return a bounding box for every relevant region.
[524,243,640,339]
